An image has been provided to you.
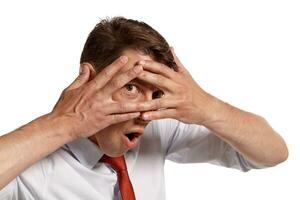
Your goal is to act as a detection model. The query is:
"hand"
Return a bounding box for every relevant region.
[50,56,158,139]
[138,48,219,125]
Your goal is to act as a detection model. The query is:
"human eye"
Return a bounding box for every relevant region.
[122,83,140,98]
[152,90,164,99]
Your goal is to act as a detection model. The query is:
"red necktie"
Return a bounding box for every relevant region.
[100,154,136,200]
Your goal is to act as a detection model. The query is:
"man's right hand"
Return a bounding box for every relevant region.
[50,56,155,139]
[1,55,163,189]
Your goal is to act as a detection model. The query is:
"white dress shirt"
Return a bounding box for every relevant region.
[0,119,264,200]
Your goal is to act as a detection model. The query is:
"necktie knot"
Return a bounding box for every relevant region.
[100,154,127,171]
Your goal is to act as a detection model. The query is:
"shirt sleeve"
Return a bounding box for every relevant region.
[0,178,18,200]
[156,118,267,172]
[0,158,49,200]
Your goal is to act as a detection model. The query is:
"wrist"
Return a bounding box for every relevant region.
[29,113,77,142]
[200,94,231,128]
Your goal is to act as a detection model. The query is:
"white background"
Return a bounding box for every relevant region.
[0,0,299,199]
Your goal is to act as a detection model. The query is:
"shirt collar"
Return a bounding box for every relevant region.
[65,137,104,169]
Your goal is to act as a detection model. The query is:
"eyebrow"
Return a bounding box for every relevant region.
[130,78,158,91]
[131,78,147,86]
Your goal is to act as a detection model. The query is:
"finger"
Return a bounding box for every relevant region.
[65,65,90,91]
[138,70,176,91]
[170,47,188,74]
[141,109,177,121]
[92,56,128,89]
[106,112,140,125]
[138,60,177,79]
[102,65,143,94]
[103,99,180,114]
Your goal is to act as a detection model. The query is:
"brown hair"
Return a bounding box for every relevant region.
[80,17,177,73]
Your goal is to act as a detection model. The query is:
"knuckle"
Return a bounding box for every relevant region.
[88,79,98,89]
[110,79,121,89]
[91,100,102,110]
[141,102,148,110]
[73,104,82,114]
[94,92,104,101]
[89,101,96,110]
[80,84,90,94]
[178,100,185,107]
[179,95,188,104]
[128,68,138,78]
[156,76,163,85]
[61,88,67,96]
[119,102,128,112]
[95,111,105,121]
[175,85,184,93]
[58,90,68,102]
[112,114,119,123]
[82,87,95,100]
[158,63,165,69]
[181,92,188,100]
[91,90,100,99]
[136,102,145,110]
[155,99,161,109]
[102,68,113,79]
[109,115,116,125]
[140,71,147,77]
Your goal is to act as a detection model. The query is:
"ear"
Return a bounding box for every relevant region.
[80,62,97,81]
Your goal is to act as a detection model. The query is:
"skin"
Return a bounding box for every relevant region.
[0,47,289,189]
[87,48,288,167]
[87,49,161,157]
[0,55,160,189]
[136,47,289,167]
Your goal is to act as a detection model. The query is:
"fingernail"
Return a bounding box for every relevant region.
[138,60,146,65]
[142,113,149,120]
[120,56,128,63]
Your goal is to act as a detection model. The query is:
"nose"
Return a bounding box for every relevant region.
[135,89,164,123]
[134,117,150,126]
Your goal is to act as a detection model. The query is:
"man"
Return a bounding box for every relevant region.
[0,17,288,200]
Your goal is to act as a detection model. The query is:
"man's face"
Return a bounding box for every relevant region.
[89,49,163,157]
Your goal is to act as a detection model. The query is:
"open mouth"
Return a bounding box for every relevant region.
[125,132,140,141]
[122,131,143,149]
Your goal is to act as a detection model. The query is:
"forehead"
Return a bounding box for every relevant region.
[118,49,157,90]
[119,49,153,73]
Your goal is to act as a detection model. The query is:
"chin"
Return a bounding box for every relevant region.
[106,151,127,157]
[101,143,128,157]
[98,133,142,157]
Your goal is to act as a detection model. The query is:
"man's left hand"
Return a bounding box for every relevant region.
[138,48,220,125]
